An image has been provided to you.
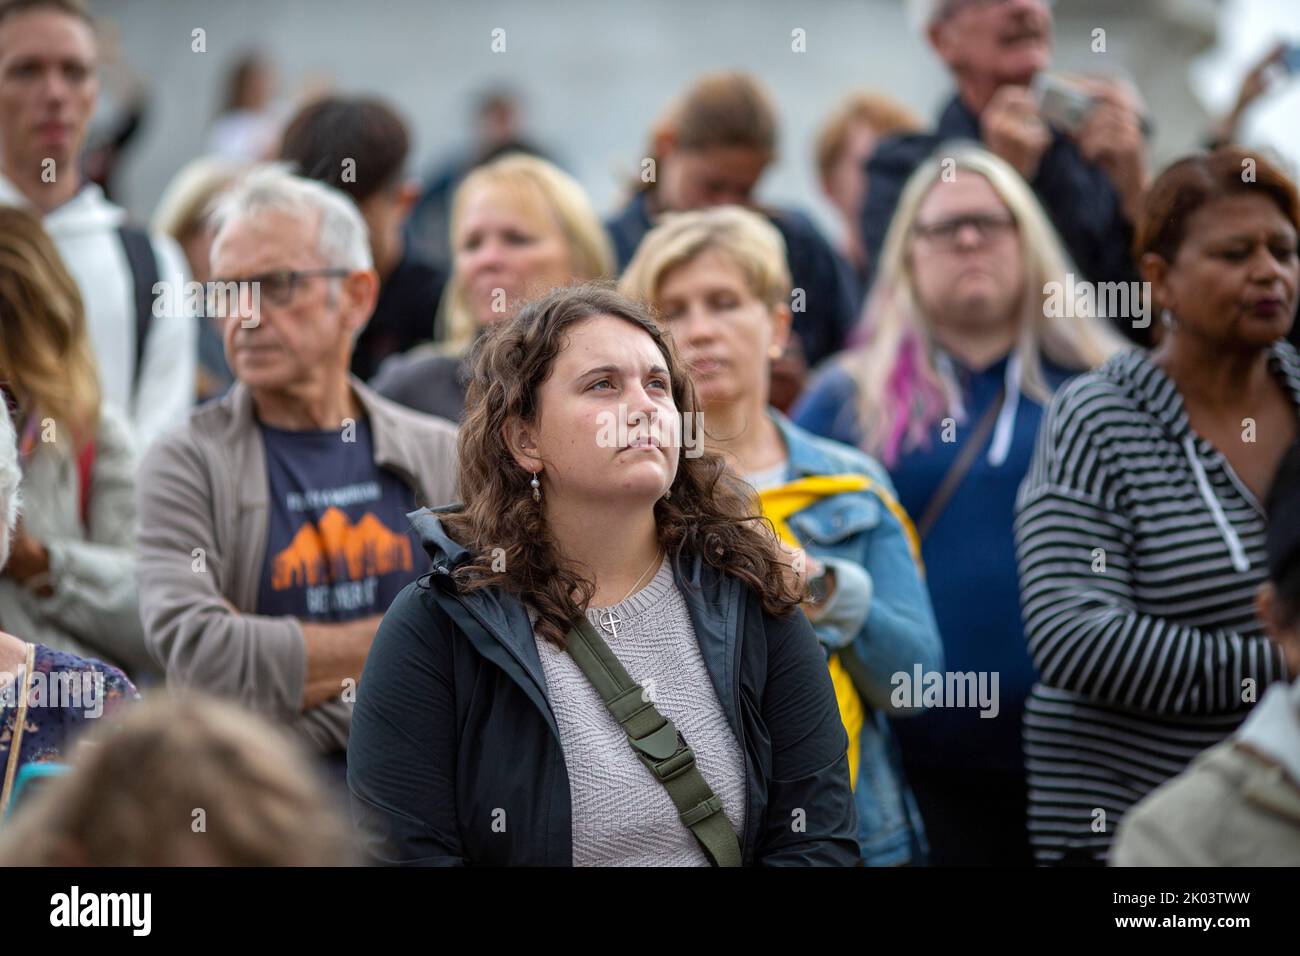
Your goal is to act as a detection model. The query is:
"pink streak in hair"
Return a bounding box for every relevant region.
[881,334,918,467]
[882,331,948,468]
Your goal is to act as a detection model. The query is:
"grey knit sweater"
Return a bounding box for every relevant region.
[532,558,748,866]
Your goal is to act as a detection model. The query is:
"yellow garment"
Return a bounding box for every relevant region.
[756,474,923,790]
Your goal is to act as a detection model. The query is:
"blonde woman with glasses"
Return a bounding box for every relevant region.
[793,143,1126,865]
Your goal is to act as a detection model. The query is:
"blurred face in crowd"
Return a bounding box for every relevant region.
[909,172,1025,333]
[658,145,770,211]
[929,0,1053,93]
[823,120,881,223]
[0,8,98,172]
[211,207,376,392]
[511,314,679,508]
[454,181,576,329]
[655,248,789,409]
[478,100,519,149]
[358,181,418,277]
[1146,194,1299,351]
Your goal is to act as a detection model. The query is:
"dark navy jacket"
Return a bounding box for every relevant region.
[860,95,1144,344]
[606,192,860,367]
[347,507,860,866]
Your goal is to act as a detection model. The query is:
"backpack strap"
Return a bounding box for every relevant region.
[115,224,160,400]
[914,383,1005,541]
[563,616,743,867]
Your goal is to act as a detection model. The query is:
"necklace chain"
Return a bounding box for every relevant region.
[596,551,662,637]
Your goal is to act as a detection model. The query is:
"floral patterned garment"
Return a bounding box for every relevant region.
[0,643,139,771]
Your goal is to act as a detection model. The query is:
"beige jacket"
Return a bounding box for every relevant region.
[135,379,459,754]
[1112,679,1300,866]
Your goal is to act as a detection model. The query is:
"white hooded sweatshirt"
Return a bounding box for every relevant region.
[0,174,195,451]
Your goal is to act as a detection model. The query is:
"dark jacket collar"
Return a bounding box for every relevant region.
[409,505,746,742]
[936,94,982,140]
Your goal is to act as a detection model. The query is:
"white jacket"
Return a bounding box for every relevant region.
[0,175,196,451]
[0,404,153,679]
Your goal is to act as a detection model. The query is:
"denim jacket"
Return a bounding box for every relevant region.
[770,412,944,865]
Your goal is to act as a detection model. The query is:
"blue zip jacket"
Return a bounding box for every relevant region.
[347,506,860,866]
[793,355,1072,774]
[769,412,943,865]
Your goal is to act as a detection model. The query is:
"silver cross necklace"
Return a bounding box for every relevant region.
[596,551,663,638]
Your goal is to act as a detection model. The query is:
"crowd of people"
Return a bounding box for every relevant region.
[1,0,1299,868]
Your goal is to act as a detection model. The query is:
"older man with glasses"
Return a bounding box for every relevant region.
[863,0,1151,343]
[135,165,459,790]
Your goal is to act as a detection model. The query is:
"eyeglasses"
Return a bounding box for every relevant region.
[203,268,351,317]
[912,213,1017,248]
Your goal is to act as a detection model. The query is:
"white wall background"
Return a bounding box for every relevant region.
[91,0,1297,235]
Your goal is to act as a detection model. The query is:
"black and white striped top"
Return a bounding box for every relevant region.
[1014,341,1299,865]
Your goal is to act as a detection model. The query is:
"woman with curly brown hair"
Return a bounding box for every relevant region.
[347,283,858,866]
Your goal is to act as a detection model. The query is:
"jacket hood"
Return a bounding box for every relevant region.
[404,504,745,747]
[0,173,124,236]
[408,504,719,595]
[410,504,472,570]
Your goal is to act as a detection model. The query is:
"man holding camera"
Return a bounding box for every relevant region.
[863,0,1149,341]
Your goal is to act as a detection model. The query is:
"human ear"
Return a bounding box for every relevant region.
[1257,582,1300,676]
[1139,252,1173,316]
[769,301,792,355]
[396,180,420,218]
[501,416,544,474]
[342,269,380,334]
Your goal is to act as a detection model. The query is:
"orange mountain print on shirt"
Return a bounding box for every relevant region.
[270,507,413,590]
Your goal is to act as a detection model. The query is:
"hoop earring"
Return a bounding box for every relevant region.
[529,469,541,503]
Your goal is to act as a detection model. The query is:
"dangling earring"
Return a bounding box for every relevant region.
[663,486,672,501]
[1161,308,1176,329]
[529,469,541,502]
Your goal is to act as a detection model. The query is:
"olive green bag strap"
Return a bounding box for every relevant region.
[563,616,742,867]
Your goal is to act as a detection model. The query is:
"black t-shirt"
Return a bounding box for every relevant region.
[256,417,425,620]
[351,247,447,381]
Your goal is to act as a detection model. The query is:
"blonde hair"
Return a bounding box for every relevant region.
[150,156,244,243]
[0,693,355,866]
[619,205,790,310]
[845,143,1127,465]
[0,205,100,450]
[815,91,922,184]
[442,153,614,353]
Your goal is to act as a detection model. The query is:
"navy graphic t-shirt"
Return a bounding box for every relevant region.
[256,417,425,621]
